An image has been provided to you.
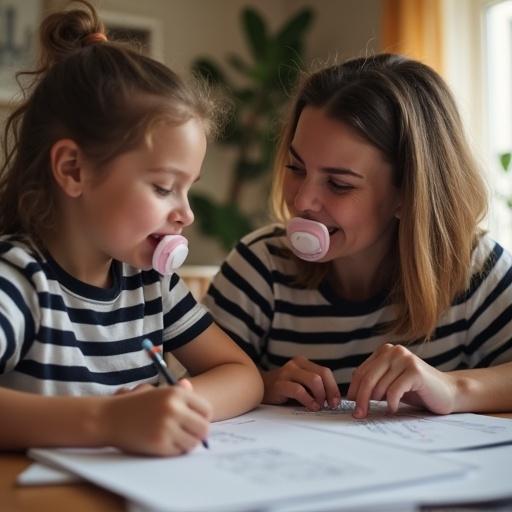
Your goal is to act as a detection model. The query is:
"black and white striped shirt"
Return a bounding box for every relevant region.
[205,224,512,393]
[0,236,212,396]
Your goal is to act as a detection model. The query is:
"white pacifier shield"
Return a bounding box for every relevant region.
[289,232,322,254]
[286,217,330,261]
[164,244,188,274]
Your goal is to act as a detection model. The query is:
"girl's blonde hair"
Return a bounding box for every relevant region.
[271,54,488,341]
[0,0,220,242]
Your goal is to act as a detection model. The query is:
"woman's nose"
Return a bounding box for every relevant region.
[294,180,321,213]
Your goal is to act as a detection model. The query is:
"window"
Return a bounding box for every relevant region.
[443,0,512,250]
[485,0,512,249]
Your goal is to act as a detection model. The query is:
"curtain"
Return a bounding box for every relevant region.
[381,0,444,74]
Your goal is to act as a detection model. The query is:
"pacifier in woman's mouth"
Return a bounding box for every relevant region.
[286,217,330,261]
[152,235,189,275]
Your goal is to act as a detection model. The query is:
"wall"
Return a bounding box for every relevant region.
[0,0,381,264]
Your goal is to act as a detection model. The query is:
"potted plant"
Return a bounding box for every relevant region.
[191,6,314,251]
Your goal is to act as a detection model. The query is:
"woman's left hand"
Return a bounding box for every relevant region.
[346,343,458,418]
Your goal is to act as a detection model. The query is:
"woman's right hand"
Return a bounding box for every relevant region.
[102,382,211,456]
[262,356,340,410]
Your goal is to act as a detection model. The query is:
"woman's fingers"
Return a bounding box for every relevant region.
[291,357,340,408]
[264,357,339,409]
[348,344,420,418]
[272,380,320,410]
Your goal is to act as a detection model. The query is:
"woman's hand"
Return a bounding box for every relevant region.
[346,343,458,418]
[262,356,340,410]
[102,381,211,456]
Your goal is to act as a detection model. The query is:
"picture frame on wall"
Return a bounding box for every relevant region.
[0,0,42,105]
[100,11,163,61]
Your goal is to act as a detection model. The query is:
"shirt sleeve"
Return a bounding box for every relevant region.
[203,238,275,364]
[465,241,512,368]
[161,273,212,352]
[0,259,41,374]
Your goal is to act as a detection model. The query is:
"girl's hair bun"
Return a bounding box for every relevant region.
[39,0,106,69]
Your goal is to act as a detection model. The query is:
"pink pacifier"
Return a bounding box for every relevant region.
[152,235,189,275]
[286,217,330,261]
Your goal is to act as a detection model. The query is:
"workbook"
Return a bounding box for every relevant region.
[30,415,467,512]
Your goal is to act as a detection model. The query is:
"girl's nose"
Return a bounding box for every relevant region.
[169,197,194,228]
[294,180,322,213]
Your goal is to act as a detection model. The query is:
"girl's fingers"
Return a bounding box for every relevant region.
[178,378,193,390]
[114,383,154,395]
[182,389,212,420]
[170,421,205,454]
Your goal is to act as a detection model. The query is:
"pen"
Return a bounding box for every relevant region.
[141,338,209,449]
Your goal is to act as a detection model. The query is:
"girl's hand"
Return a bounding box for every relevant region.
[346,343,458,418]
[262,356,340,410]
[102,383,211,456]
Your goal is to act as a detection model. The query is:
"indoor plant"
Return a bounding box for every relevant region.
[191,6,314,251]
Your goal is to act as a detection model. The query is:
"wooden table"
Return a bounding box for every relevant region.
[2,412,511,512]
[0,452,125,512]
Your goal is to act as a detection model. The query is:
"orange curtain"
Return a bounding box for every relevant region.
[381,0,444,74]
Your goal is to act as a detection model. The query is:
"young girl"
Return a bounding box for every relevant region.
[205,54,512,419]
[0,1,263,456]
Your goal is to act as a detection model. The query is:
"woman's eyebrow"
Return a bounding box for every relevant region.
[289,145,363,179]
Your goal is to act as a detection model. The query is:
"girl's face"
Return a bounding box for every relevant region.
[79,118,206,270]
[283,107,400,264]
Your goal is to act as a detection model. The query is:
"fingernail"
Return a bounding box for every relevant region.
[330,397,340,409]
[310,402,320,411]
[354,407,364,418]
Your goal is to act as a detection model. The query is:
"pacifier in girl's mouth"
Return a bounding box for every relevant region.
[152,235,189,275]
[286,217,330,261]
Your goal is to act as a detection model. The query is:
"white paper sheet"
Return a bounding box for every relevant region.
[16,462,81,485]
[268,443,512,512]
[248,402,512,451]
[29,417,467,512]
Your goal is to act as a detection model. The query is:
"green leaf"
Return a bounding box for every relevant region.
[227,54,251,76]
[235,159,269,181]
[189,193,253,251]
[215,203,254,250]
[500,152,511,172]
[191,58,227,86]
[276,8,314,46]
[234,88,256,103]
[242,8,268,61]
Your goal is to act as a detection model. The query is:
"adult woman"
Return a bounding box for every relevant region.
[205,54,512,417]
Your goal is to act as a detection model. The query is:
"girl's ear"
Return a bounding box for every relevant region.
[50,139,87,198]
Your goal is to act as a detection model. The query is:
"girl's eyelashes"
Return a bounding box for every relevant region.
[153,184,173,197]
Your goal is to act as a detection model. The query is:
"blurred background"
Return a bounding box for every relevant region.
[1,0,511,278]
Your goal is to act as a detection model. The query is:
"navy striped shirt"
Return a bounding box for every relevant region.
[204,224,512,394]
[0,236,212,395]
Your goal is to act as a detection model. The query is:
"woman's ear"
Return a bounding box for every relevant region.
[50,139,87,198]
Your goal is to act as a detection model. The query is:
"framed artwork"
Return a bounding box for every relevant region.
[0,0,42,104]
[100,11,163,62]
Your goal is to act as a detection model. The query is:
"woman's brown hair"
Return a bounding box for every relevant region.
[271,54,488,341]
[0,0,218,242]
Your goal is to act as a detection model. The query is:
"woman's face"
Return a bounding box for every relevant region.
[283,106,400,264]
